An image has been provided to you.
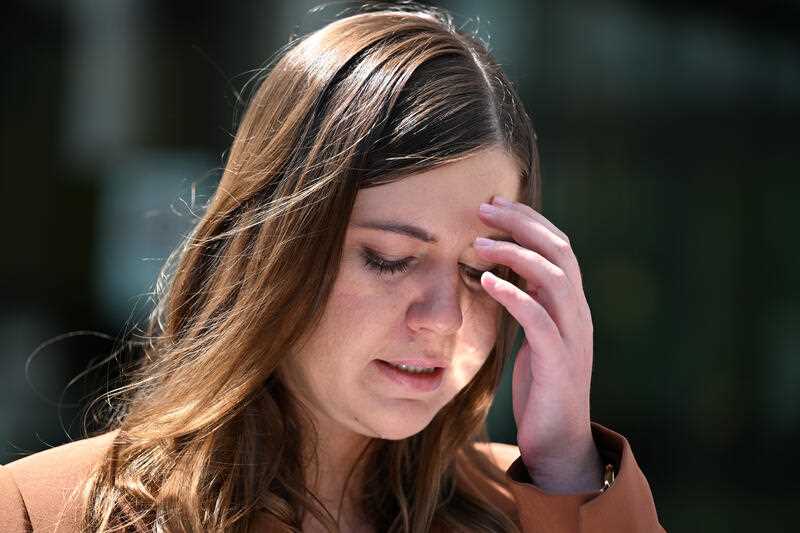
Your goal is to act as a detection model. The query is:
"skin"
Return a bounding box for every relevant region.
[279,146,602,531]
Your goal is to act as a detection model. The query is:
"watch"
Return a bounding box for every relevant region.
[600,463,615,493]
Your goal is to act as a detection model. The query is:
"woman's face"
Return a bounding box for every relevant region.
[281,146,521,441]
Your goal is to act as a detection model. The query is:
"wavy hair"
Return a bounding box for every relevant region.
[79,2,540,531]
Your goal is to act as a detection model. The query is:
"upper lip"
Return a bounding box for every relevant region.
[380,357,449,369]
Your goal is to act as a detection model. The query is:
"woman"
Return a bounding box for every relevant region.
[0,3,665,532]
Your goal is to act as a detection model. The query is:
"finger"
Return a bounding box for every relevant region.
[493,196,570,245]
[475,238,579,335]
[479,202,586,305]
[480,271,564,359]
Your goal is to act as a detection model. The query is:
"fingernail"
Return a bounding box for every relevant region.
[493,196,512,207]
[474,237,495,248]
[479,203,498,215]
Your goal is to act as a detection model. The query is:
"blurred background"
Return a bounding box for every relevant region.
[2,0,798,530]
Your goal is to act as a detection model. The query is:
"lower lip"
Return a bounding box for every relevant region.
[374,360,445,393]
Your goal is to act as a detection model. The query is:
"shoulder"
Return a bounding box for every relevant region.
[472,441,521,471]
[0,463,29,531]
[1,430,119,533]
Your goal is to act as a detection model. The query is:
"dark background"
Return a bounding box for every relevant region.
[2,1,798,531]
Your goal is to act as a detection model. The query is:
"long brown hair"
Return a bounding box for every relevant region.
[80,2,541,531]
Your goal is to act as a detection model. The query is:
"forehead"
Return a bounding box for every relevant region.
[351,147,521,227]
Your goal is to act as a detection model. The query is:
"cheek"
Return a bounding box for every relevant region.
[300,262,398,368]
[448,297,502,386]
[326,272,398,336]
[470,294,503,350]
[322,254,413,340]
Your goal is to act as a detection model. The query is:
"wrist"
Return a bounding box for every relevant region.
[523,438,605,494]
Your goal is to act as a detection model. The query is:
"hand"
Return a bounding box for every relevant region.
[475,195,603,493]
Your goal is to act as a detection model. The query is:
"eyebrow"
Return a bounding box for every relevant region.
[352,219,513,244]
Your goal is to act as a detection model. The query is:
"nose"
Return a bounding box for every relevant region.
[405,276,464,336]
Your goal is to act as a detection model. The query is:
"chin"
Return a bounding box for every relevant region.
[361,408,437,441]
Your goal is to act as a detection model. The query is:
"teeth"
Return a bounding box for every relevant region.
[393,363,437,374]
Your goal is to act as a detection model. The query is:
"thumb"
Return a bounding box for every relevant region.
[511,344,532,426]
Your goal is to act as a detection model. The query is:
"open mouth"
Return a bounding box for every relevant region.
[374,360,445,393]
[388,362,438,374]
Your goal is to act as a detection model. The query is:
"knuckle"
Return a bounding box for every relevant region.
[554,238,572,257]
[550,266,569,284]
[551,269,573,296]
[521,247,541,264]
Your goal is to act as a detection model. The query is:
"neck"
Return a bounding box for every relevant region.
[297,407,374,529]
[276,369,376,529]
[306,428,371,505]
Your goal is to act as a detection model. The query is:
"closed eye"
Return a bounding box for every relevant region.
[361,249,412,276]
[360,248,502,285]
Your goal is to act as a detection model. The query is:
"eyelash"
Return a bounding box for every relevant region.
[361,249,489,284]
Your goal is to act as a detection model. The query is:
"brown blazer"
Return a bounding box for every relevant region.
[0,422,665,532]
